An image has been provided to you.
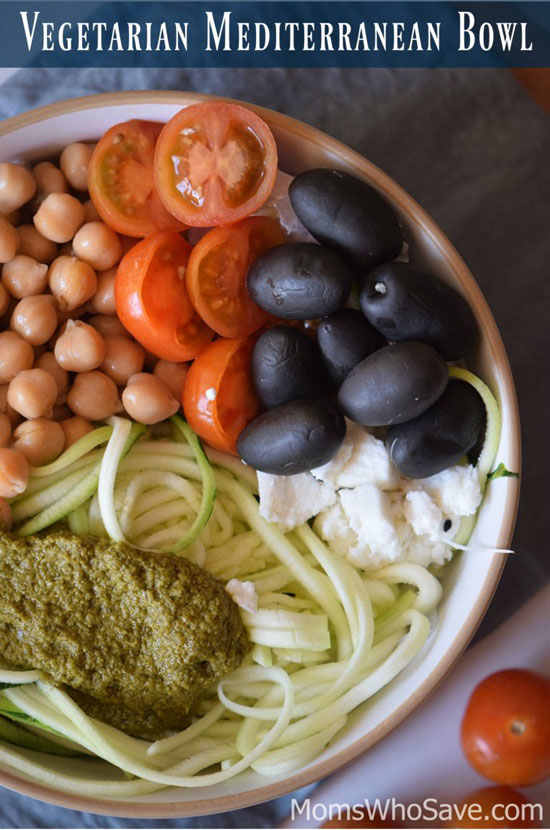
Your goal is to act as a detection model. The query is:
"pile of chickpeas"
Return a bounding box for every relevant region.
[0,143,190,532]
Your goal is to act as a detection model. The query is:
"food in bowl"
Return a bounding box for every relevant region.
[0,100,513,797]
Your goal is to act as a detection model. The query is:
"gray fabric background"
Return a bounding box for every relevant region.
[0,66,548,828]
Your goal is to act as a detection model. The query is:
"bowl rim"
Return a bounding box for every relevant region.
[0,89,521,818]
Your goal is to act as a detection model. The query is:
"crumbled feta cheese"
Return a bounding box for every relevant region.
[258,471,337,531]
[315,484,402,568]
[403,534,452,568]
[404,490,443,543]
[312,422,400,490]
[421,464,482,518]
[225,579,258,613]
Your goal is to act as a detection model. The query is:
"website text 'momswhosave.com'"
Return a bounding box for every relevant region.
[291,796,544,825]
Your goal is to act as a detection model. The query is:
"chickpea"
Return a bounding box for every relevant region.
[11,295,58,346]
[35,351,69,399]
[0,282,9,317]
[8,368,58,419]
[87,268,116,314]
[0,331,34,383]
[89,314,127,338]
[48,256,97,312]
[0,384,21,427]
[83,199,101,223]
[122,373,179,425]
[0,447,29,498]
[54,320,106,372]
[0,217,19,263]
[67,371,121,420]
[0,210,19,225]
[100,335,145,386]
[60,415,93,448]
[2,254,49,298]
[0,163,36,214]
[0,497,12,531]
[12,418,65,467]
[72,222,122,272]
[33,193,85,243]
[32,161,68,199]
[153,360,189,401]
[0,413,11,447]
[16,225,58,264]
[60,143,95,191]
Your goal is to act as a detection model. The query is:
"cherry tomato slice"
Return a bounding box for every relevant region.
[461,668,550,787]
[154,102,278,227]
[186,216,286,338]
[183,337,260,454]
[115,231,214,361]
[89,120,185,238]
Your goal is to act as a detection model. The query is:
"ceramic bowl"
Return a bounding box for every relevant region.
[0,91,520,817]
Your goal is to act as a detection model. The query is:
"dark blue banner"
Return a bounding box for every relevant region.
[1,2,548,68]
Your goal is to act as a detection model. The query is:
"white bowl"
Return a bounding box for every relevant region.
[0,91,520,818]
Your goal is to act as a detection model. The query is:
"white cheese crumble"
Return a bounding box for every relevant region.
[258,470,337,531]
[257,421,482,570]
[225,579,258,614]
[312,421,400,490]
[420,464,482,518]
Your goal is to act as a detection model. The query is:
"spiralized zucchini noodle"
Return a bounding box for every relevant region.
[0,370,501,796]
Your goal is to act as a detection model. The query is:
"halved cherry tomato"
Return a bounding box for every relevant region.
[154,102,278,227]
[448,787,539,828]
[461,669,550,787]
[183,337,260,454]
[186,216,286,338]
[115,231,214,361]
[89,120,185,237]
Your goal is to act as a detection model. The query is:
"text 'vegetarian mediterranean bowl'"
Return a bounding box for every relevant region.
[0,91,520,817]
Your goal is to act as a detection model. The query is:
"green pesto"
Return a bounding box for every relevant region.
[0,531,249,739]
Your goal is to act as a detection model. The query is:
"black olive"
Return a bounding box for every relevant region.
[386,380,486,478]
[338,341,448,427]
[251,326,329,409]
[359,262,479,361]
[317,309,385,387]
[237,398,346,475]
[247,242,352,320]
[288,169,403,269]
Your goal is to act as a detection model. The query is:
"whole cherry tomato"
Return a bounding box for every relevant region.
[461,668,550,786]
[448,786,540,828]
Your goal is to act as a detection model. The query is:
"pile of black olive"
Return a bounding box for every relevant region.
[237,169,485,479]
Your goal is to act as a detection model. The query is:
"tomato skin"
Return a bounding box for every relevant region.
[89,120,185,238]
[186,216,286,338]
[183,337,260,454]
[154,102,278,227]
[322,808,396,827]
[461,669,550,787]
[115,231,214,362]
[448,787,539,828]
